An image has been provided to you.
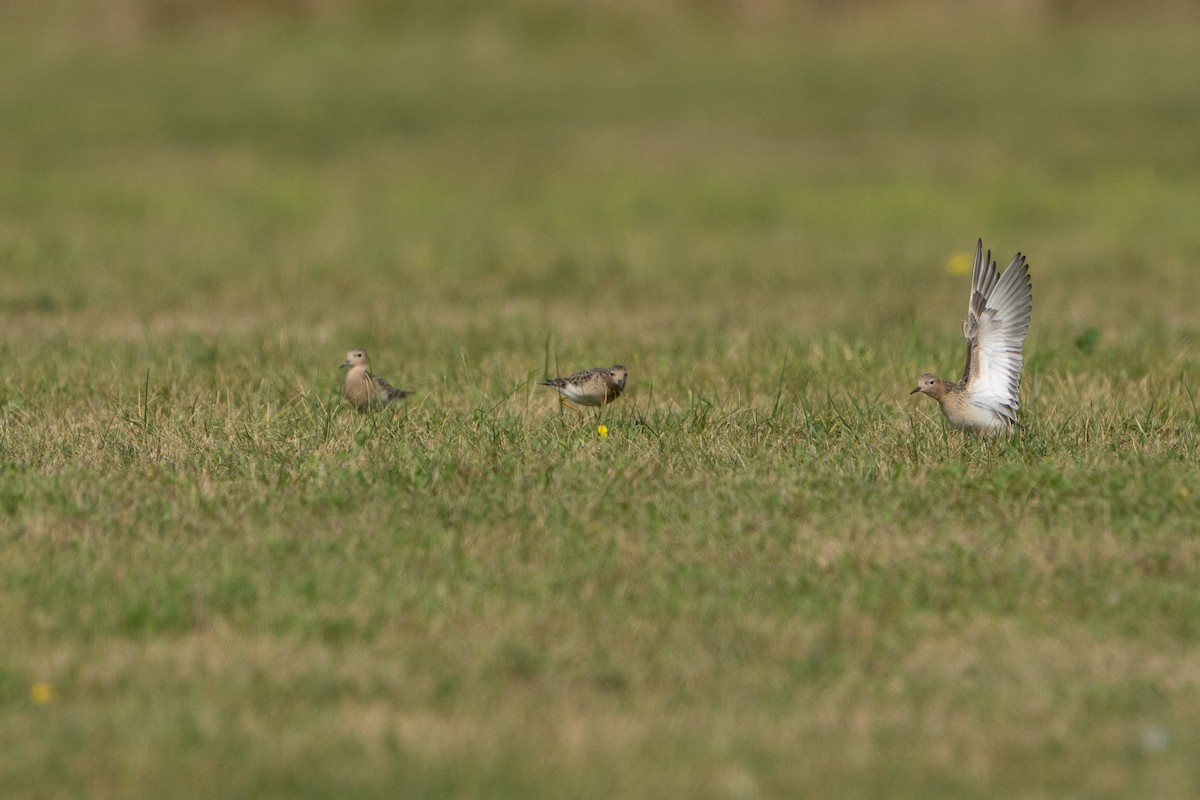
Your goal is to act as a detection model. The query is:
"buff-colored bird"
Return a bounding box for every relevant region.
[541,365,627,417]
[341,349,409,410]
[911,239,1033,434]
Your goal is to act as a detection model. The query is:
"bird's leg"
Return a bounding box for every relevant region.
[559,396,585,421]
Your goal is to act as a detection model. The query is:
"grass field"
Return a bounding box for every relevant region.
[3,2,1200,797]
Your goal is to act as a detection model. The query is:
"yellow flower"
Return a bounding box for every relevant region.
[30,682,54,704]
[597,425,608,439]
[945,252,972,276]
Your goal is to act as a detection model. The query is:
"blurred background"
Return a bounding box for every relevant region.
[2,0,1199,388]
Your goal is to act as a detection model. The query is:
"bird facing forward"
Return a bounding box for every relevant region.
[341,349,410,410]
[541,365,627,416]
[911,239,1033,434]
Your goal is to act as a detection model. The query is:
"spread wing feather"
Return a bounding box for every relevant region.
[960,239,999,384]
[962,242,1032,424]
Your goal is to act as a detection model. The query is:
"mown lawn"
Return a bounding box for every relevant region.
[2,3,1199,797]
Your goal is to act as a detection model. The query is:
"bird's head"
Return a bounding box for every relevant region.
[342,349,370,369]
[910,373,942,397]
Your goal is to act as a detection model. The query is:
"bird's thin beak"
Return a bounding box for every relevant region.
[340,361,351,369]
[909,386,921,394]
